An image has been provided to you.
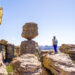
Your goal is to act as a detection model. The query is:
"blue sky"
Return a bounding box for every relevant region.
[0,0,75,46]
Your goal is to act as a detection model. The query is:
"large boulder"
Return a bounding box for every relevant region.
[11,54,42,75]
[21,22,38,40]
[42,52,75,75]
[59,44,75,61]
[20,40,40,55]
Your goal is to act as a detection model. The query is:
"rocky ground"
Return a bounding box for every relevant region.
[0,49,75,75]
[42,50,75,75]
[11,54,42,75]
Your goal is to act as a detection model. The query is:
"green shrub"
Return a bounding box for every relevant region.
[6,64,13,72]
[72,61,75,64]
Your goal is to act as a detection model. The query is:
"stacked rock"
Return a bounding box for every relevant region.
[20,22,40,54]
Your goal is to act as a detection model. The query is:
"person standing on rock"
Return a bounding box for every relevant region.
[52,36,58,54]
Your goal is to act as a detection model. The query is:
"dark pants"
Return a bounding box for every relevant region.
[53,45,58,53]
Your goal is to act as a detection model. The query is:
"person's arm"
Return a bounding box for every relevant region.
[52,39,54,45]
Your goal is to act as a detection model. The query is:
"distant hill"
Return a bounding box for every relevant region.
[39,45,60,50]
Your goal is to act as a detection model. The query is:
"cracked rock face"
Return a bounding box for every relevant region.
[11,54,42,75]
[42,51,75,75]
[21,22,38,40]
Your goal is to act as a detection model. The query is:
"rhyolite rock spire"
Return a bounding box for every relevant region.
[11,22,44,75]
[20,22,40,54]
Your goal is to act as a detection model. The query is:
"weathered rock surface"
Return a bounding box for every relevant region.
[59,44,75,61]
[15,46,21,56]
[21,22,38,40]
[11,54,42,75]
[6,44,14,61]
[0,52,8,75]
[20,40,40,55]
[42,52,75,75]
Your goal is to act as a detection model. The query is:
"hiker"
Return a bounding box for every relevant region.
[52,36,58,54]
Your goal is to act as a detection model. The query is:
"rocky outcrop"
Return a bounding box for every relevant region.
[21,22,38,40]
[59,44,75,61]
[42,51,75,75]
[11,54,42,75]
[0,53,8,75]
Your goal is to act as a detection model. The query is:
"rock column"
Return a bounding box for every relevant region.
[20,22,40,55]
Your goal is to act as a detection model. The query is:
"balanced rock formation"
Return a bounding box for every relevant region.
[22,22,38,40]
[59,44,75,61]
[11,54,42,75]
[20,22,40,55]
[42,51,75,75]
